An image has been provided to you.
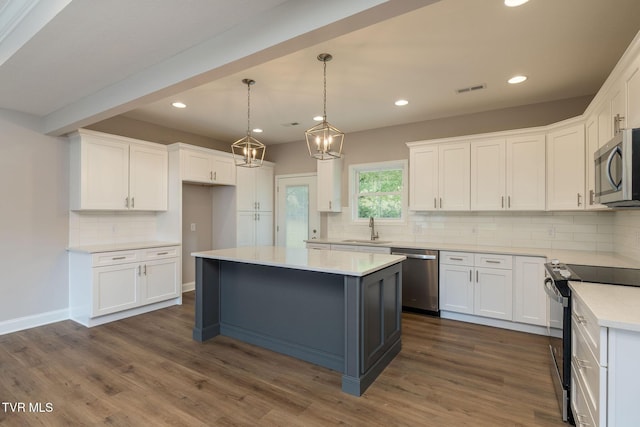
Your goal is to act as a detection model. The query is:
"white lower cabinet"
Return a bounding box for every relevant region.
[237,211,273,246]
[440,251,513,321]
[441,252,548,328]
[70,245,180,326]
[571,291,640,426]
[513,256,547,326]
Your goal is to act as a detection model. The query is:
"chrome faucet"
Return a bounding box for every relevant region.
[369,217,379,241]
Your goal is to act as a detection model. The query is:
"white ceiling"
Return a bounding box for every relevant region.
[1,0,640,143]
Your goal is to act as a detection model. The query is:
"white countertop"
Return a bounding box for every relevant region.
[67,241,181,254]
[569,281,640,333]
[191,246,405,277]
[308,239,640,269]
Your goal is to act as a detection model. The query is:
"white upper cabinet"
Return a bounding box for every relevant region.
[69,129,167,211]
[547,123,586,211]
[317,158,342,212]
[439,142,470,210]
[236,165,274,212]
[181,146,235,185]
[506,133,547,211]
[129,144,169,211]
[409,145,439,210]
[409,142,469,211]
[471,138,506,210]
[470,134,546,211]
[585,116,607,209]
[625,57,640,129]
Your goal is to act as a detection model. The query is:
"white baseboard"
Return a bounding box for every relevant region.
[182,281,195,293]
[70,297,182,328]
[0,308,69,336]
[440,311,550,336]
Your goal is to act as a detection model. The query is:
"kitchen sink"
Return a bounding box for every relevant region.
[341,239,392,245]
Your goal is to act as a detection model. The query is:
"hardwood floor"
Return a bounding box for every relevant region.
[0,292,565,426]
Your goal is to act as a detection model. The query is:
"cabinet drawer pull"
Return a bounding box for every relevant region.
[138,265,142,276]
[439,197,442,208]
[434,198,437,209]
[577,192,582,207]
[501,196,504,208]
[125,197,129,208]
[508,196,511,208]
[156,252,168,256]
[144,265,147,275]
[572,313,586,325]
[112,256,126,260]
[485,260,501,264]
[449,257,464,261]
[589,189,594,205]
[469,270,472,282]
[476,270,478,282]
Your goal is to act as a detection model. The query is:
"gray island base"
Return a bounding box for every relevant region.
[191,246,405,396]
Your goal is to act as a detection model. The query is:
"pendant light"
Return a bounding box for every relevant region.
[232,78,265,168]
[305,53,344,160]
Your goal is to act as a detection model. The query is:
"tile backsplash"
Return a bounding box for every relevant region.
[328,209,617,252]
[614,210,640,259]
[69,211,158,247]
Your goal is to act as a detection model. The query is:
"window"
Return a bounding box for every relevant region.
[349,160,407,222]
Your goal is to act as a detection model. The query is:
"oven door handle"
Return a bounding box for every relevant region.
[544,278,569,307]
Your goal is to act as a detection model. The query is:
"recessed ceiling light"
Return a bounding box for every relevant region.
[508,75,528,84]
[395,99,409,106]
[504,0,529,7]
[313,116,323,122]
[253,128,263,133]
[171,101,186,108]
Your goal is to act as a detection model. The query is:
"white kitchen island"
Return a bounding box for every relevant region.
[191,246,405,396]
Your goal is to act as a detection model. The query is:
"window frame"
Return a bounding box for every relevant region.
[348,160,408,224]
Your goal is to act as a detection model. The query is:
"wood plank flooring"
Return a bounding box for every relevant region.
[0,292,565,426]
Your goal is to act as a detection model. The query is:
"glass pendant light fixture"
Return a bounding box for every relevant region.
[305,53,344,160]
[232,78,265,168]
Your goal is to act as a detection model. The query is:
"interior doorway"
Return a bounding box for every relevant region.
[275,174,320,247]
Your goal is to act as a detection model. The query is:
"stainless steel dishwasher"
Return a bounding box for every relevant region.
[390,247,439,315]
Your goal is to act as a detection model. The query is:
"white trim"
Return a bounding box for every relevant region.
[182,281,195,293]
[348,159,408,224]
[0,308,69,336]
[440,311,550,336]
[69,297,181,328]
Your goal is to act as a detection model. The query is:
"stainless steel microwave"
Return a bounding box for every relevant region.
[594,128,640,207]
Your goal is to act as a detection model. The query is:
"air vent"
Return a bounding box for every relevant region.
[456,84,486,94]
[281,122,300,127]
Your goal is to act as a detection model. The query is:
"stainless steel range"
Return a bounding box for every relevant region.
[543,261,640,424]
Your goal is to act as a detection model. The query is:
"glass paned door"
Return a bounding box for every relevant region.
[276,175,319,247]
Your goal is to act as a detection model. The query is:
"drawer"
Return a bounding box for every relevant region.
[572,294,607,366]
[142,246,179,260]
[92,250,139,266]
[440,251,473,266]
[330,244,360,252]
[357,246,391,254]
[572,317,602,420]
[474,253,513,269]
[571,365,598,427]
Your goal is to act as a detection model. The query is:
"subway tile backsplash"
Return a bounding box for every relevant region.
[69,211,158,247]
[614,211,640,259]
[328,210,620,253]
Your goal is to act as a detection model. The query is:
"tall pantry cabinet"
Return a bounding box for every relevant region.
[236,163,274,246]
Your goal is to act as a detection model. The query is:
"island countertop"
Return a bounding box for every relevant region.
[192,246,406,277]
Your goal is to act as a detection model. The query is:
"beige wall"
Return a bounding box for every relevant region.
[181,184,214,284]
[87,115,232,152]
[0,109,69,324]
